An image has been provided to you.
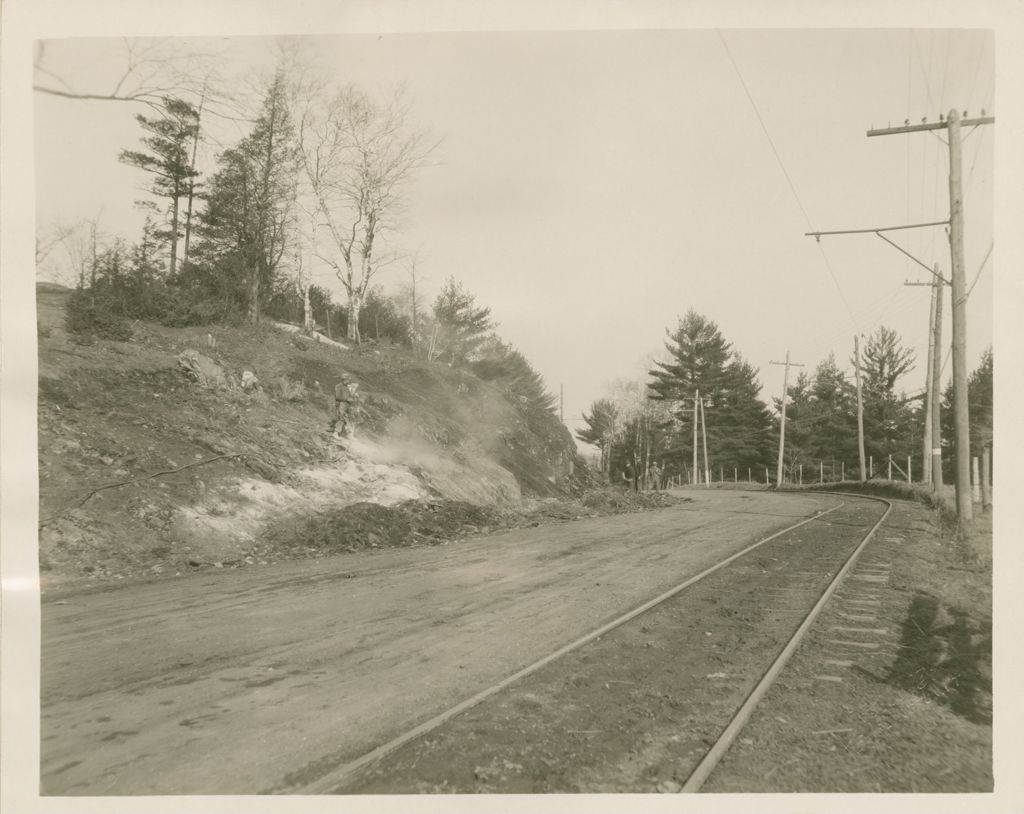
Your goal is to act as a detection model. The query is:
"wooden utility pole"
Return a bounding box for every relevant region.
[866,111,993,522]
[931,271,945,491]
[914,278,938,484]
[699,396,710,488]
[770,351,803,487]
[854,335,867,482]
[947,110,972,522]
[693,391,700,485]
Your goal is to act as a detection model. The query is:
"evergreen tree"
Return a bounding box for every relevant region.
[649,310,774,475]
[472,337,556,413]
[648,310,731,406]
[119,97,200,278]
[773,355,859,480]
[197,71,297,323]
[856,326,916,466]
[716,354,776,470]
[969,347,994,455]
[429,277,494,365]
[576,398,620,476]
[941,346,993,479]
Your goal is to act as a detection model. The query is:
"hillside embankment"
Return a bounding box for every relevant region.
[37,284,678,590]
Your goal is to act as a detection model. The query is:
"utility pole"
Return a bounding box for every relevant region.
[693,391,700,485]
[906,265,946,491]
[866,111,993,522]
[699,395,711,488]
[931,271,944,491]
[947,110,972,522]
[904,277,938,484]
[771,351,804,487]
[854,335,867,483]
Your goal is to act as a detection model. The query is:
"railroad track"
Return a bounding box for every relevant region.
[277,491,892,794]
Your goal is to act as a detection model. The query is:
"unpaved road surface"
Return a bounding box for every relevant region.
[41,490,831,795]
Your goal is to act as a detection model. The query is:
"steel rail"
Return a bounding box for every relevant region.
[288,498,847,794]
[679,491,893,792]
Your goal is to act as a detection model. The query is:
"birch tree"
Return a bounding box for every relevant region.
[295,82,431,342]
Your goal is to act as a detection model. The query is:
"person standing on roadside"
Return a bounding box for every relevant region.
[651,461,663,491]
[622,459,639,492]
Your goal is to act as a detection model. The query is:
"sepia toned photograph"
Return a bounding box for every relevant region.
[2,3,1020,812]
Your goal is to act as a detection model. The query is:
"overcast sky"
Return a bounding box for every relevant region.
[34,28,994,435]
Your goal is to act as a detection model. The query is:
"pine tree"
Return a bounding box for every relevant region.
[429,277,494,365]
[197,72,297,323]
[941,346,993,476]
[119,97,200,278]
[649,310,773,475]
[576,399,620,476]
[782,354,859,471]
[856,326,916,466]
[648,310,731,406]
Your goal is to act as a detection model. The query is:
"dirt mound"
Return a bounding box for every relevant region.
[581,488,682,513]
[260,490,689,562]
[264,500,506,555]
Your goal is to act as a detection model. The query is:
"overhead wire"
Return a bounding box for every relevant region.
[962,241,993,304]
[715,30,857,328]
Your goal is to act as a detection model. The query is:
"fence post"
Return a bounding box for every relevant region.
[841,461,845,481]
[798,464,802,485]
[748,467,751,483]
[765,466,769,485]
[869,456,873,478]
[819,461,823,483]
[972,457,981,503]
[907,455,912,483]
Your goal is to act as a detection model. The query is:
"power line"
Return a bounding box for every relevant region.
[715,30,856,326]
[962,241,993,304]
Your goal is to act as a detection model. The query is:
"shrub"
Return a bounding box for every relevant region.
[269,376,307,402]
[64,289,132,341]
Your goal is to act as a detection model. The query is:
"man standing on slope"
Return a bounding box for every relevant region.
[330,374,360,440]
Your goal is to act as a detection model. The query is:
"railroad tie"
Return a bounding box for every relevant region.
[828,639,881,649]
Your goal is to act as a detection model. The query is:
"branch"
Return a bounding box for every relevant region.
[39,453,245,527]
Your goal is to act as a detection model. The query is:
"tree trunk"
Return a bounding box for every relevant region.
[169,186,180,279]
[248,267,261,323]
[347,291,362,342]
[182,94,204,272]
[302,282,313,332]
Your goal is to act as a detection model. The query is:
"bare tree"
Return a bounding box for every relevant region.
[36,223,76,271]
[394,252,429,354]
[295,82,432,342]
[34,38,241,122]
[50,213,105,291]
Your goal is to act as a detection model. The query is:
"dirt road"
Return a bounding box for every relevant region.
[41,489,832,795]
